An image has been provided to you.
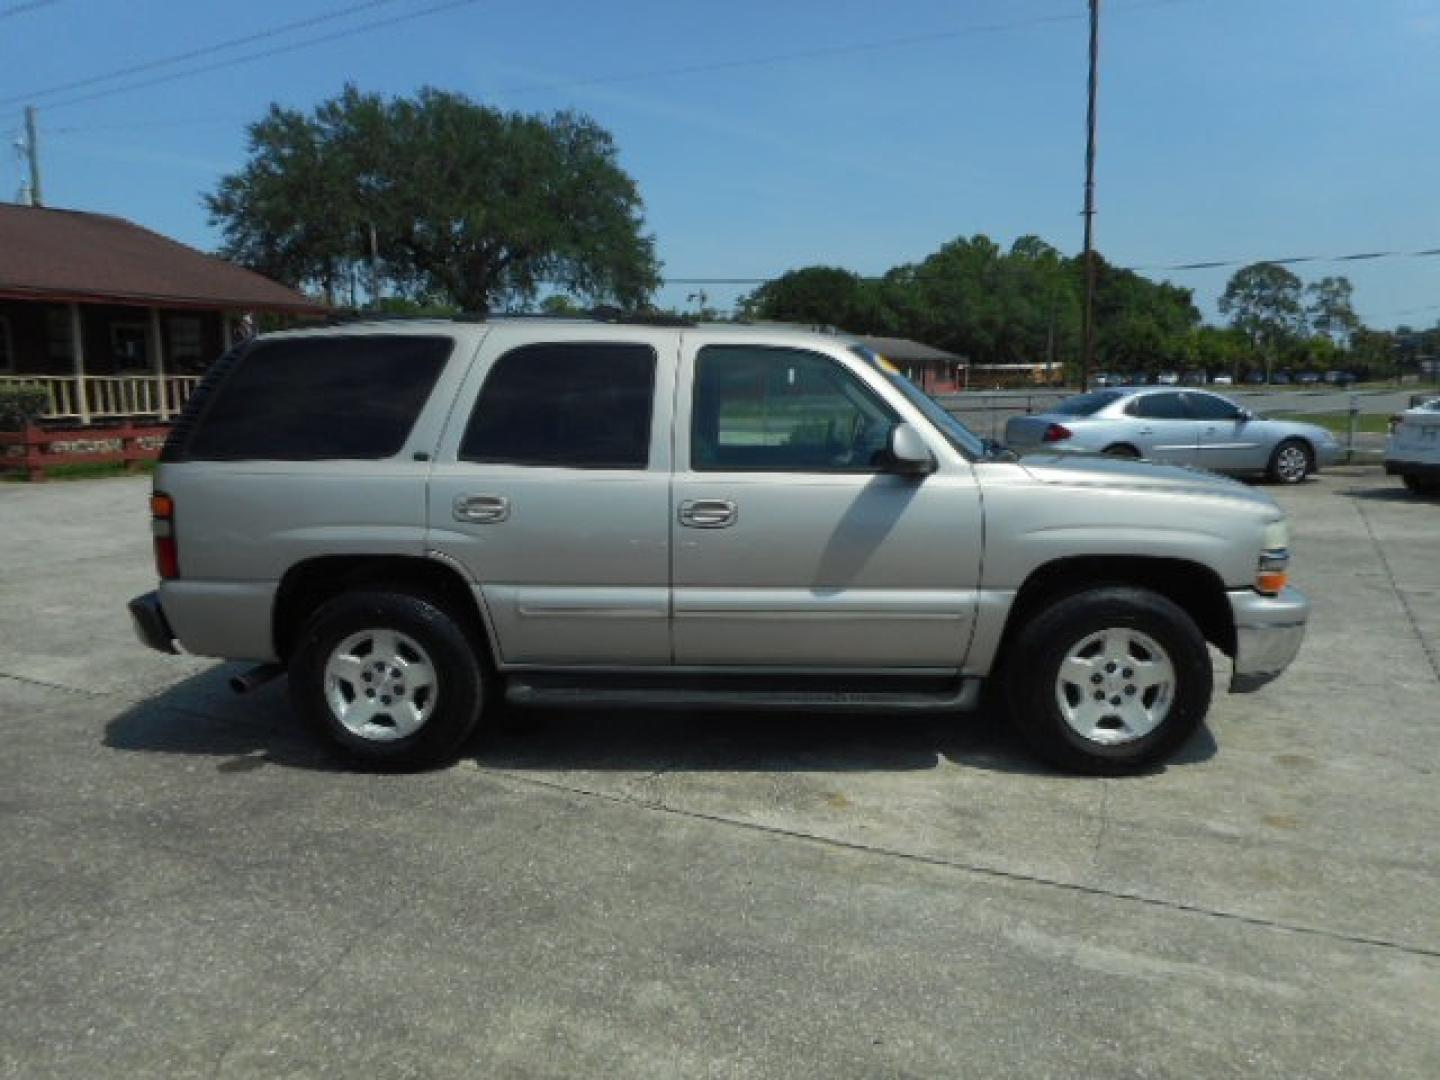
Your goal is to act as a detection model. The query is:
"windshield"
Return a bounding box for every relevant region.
[1051,390,1124,416]
[849,345,987,458]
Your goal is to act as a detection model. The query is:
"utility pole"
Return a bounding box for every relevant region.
[368,222,381,308]
[24,105,43,207]
[1079,0,1100,391]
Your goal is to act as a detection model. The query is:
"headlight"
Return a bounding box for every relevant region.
[1256,519,1290,594]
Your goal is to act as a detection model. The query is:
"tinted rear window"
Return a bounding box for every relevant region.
[1129,392,1192,420]
[1053,391,1123,416]
[459,342,656,469]
[180,335,451,461]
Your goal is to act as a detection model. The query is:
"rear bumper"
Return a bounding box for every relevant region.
[1227,586,1308,693]
[158,580,279,662]
[1385,459,1440,479]
[128,591,178,655]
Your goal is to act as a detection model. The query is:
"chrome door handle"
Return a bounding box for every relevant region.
[1138,427,1155,435]
[453,494,510,524]
[678,499,737,528]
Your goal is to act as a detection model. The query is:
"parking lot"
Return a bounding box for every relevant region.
[1,471,1437,1077]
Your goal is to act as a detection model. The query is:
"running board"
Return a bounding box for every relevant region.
[504,675,981,713]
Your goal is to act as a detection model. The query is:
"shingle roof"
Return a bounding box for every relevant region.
[0,203,325,313]
[853,334,964,364]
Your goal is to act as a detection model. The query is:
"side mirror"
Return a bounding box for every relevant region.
[885,422,937,476]
[1238,408,1255,422]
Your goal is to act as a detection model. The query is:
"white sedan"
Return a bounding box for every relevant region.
[1385,397,1440,495]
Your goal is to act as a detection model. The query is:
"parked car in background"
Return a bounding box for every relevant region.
[1093,372,1115,387]
[1213,373,1234,386]
[1296,371,1321,385]
[1271,372,1292,385]
[127,317,1310,776]
[1243,371,1266,385]
[1181,370,1207,385]
[1157,371,1180,386]
[1004,387,1343,482]
[1385,397,1440,495]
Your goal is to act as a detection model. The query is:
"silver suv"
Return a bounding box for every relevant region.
[129,316,1308,774]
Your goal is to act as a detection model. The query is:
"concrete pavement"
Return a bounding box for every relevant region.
[1,473,1437,1077]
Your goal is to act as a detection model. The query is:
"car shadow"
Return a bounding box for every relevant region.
[105,665,1217,778]
[1345,484,1432,502]
[103,663,345,773]
[480,706,1215,778]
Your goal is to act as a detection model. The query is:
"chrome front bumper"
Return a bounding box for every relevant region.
[1227,586,1309,693]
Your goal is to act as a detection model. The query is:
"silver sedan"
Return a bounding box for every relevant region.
[1004,388,1343,482]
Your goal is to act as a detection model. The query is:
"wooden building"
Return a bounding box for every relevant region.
[0,204,324,424]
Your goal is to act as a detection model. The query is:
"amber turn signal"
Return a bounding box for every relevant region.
[1255,570,1288,595]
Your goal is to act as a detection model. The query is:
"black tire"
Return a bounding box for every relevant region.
[1402,474,1440,497]
[1267,438,1314,484]
[1103,443,1141,459]
[1004,586,1213,775]
[289,590,486,769]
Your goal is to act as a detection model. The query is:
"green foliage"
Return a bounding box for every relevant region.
[0,384,50,430]
[207,85,661,313]
[1218,262,1307,351]
[1307,276,1360,341]
[740,235,1195,379]
[539,294,586,315]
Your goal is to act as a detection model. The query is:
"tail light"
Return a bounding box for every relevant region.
[1042,423,1073,443]
[151,491,179,579]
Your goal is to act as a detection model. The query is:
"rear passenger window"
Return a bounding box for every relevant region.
[1185,393,1243,420]
[1128,392,1191,420]
[459,342,656,469]
[180,335,451,460]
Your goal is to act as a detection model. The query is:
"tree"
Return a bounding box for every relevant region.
[1082,255,1199,376]
[1218,263,1306,379]
[739,266,881,330]
[207,86,661,313]
[1306,276,1360,343]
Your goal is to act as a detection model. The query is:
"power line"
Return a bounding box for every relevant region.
[659,247,1440,287]
[0,1,57,21]
[493,0,1196,99]
[47,116,251,136]
[1,0,408,107]
[1133,248,1440,272]
[34,0,486,112]
[23,0,1197,117]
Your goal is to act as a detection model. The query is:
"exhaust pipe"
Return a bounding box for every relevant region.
[230,663,284,695]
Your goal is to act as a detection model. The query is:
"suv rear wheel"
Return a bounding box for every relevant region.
[1004,586,1212,774]
[289,590,486,768]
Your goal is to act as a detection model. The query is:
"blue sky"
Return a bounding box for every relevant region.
[4,0,1438,327]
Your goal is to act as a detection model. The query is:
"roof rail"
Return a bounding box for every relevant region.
[589,305,695,328]
[304,306,697,328]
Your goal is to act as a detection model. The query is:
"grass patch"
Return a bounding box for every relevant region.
[1279,412,1392,435]
[1,460,156,482]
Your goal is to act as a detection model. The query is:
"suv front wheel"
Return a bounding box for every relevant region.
[1004,586,1212,774]
[289,590,486,768]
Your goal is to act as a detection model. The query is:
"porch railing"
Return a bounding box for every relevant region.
[0,374,202,423]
